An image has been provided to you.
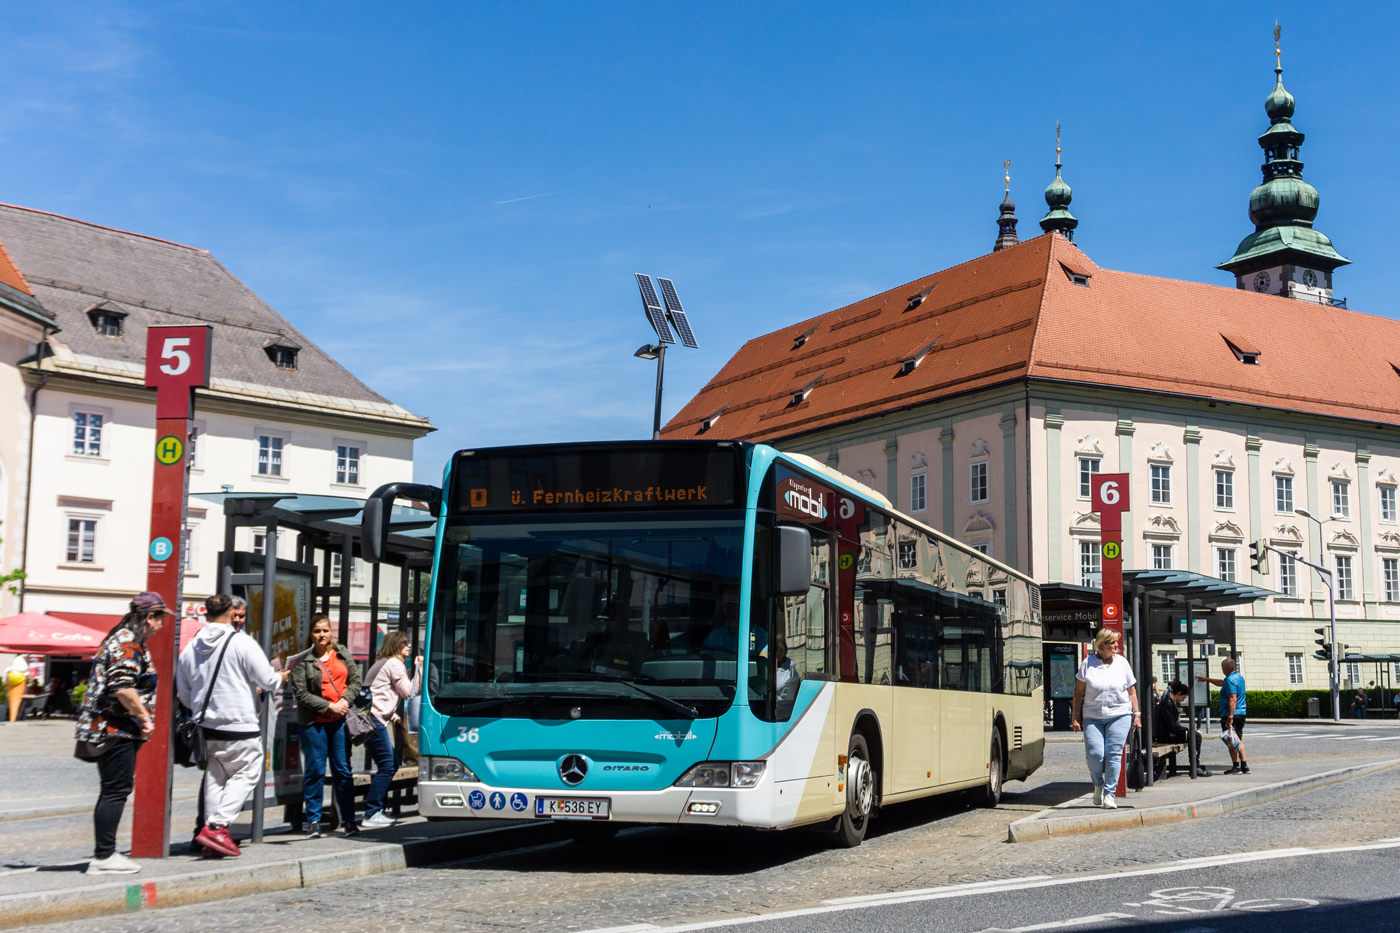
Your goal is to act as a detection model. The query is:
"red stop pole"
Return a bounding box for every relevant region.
[131,326,211,858]
[1091,474,1131,798]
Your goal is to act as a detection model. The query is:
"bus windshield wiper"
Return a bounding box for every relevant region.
[444,693,584,716]
[536,672,699,720]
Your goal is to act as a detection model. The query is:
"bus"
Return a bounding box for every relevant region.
[362,440,1043,846]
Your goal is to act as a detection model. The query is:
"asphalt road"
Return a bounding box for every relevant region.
[10,723,1400,933]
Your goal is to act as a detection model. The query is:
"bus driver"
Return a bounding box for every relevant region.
[702,592,767,656]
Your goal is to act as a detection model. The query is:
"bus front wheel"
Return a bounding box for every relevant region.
[832,733,875,848]
[976,731,1004,808]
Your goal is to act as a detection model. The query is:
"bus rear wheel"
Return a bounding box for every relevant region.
[976,731,1004,808]
[831,733,875,848]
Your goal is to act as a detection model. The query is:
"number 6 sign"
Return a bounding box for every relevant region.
[1091,474,1130,523]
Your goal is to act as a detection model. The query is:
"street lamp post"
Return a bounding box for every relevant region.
[1296,508,1342,721]
[634,344,665,440]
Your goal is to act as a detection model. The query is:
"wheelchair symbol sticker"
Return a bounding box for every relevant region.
[489,792,506,810]
[510,792,527,812]
[468,790,486,810]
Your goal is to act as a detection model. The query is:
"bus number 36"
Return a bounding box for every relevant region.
[457,727,480,744]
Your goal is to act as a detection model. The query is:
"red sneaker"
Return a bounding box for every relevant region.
[195,825,239,858]
[214,827,242,857]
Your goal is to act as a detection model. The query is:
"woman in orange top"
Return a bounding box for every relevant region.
[289,614,362,838]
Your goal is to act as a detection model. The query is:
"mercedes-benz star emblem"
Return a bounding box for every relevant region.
[559,754,588,786]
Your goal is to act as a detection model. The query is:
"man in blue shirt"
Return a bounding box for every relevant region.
[1198,659,1249,774]
[701,593,768,657]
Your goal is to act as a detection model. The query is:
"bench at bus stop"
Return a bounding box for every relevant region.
[1151,742,1189,780]
[282,765,419,831]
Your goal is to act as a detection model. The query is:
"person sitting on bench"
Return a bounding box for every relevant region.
[1154,680,1210,777]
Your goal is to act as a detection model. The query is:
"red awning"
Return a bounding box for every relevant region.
[0,612,105,657]
[46,612,121,635]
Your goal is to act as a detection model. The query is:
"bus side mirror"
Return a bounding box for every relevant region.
[776,525,812,597]
[362,482,442,563]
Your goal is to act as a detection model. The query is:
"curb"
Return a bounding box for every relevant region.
[0,794,202,824]
[1006,757,1400,843]
[0,822,559,929]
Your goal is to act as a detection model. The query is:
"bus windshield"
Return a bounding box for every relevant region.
[427,511,748,719]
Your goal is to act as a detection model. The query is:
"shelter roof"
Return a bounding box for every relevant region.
[663,234,1400,442]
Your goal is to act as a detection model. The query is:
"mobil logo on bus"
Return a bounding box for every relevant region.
[779,477,828,521]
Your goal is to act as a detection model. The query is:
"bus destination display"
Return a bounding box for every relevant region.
[449,445,741,513]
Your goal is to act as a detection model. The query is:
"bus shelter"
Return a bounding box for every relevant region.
[1340,653,1400,717]
[197,492,436,839]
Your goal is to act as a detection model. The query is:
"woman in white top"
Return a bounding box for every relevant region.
[1071,629,1140,809]
[361,631,420,828]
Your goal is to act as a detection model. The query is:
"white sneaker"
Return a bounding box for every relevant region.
[87,852,141,875]
[362,811,397,829]
[1092,787,1103,807]
[1102,795,1118,809]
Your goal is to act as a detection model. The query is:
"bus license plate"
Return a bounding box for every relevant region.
[536,797,610,819]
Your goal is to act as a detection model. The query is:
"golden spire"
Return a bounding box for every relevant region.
[1274,21,1282,71]
[1004,159,1011,194]
[1055,122,1062,169]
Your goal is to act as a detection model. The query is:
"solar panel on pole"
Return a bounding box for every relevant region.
[657,278,699,348]
[636,273,675,344]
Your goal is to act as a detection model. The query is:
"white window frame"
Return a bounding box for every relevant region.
[1150,463,1171,505]
[252,532,267,556]
[971,543,991,556]
[1215,469,1234,510]
[1217,547,1236,582]
[1080,541,1101,588]
[331,552,360,586]
[969,461,989,504]
[1383,556,1400,603]
[1157,650,1175,687]
[1152,543,1173,570]
[1278,552,1298,597]
[1344,661,1361,688]
[1335,554,1354,601]
[1078,457,1100,500]
[63,514,101,565]
[68,405,112,461]
[255,429,288,480]
[909,472,927,513]
[1286,653,1304,686]
[1381,485,1398,525]
[1332,480,1351,519]
[183,523,199,574]
[188,420,206,472]
[1275,474,1294,514]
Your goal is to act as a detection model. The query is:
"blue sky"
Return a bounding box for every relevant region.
[2,2,1396,482]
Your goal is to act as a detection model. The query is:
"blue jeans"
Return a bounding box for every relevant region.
[362,719,396,818]
[300,720,356,828]
[1083,714,1133,791]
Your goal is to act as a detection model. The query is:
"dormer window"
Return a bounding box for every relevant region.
[84,302,127,338]
[1059,260,1092,287]
[897,338,938,376]
[1222,334,1262,366]
[790,373,824,406]
[700,403,729,433]
[792,325,818,350]
[263,337,300,371]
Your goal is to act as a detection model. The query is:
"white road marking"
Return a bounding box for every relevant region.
[970,913,1135,932]
[577,842,1400,933]
[826,875,1053,905]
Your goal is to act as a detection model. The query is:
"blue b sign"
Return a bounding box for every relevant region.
[149,537,174,561]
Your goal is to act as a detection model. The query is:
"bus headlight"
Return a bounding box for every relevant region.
[675,761,765,788]
[419,756,479,783]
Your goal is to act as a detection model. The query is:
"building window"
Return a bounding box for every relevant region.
[992,588,1007,607]
[1151,464,1171,504]
[187,425,201,469]
[252,533,266,556]
[1152,544,1173,570]
[909,472,926,512]
[331,552,358,585]
[183,525,196,571]
[1335,554,1354,600]
[972,543,991,556]
[1078,457,1100,499]
[1287,653,1304,686]
[265,344,298,370]
[1332,481,1350,519]
[257,435,284,476]
[336,445,361,486]
[95,311,123,337]
[1217,547,1236,582]
[1344,662,1361,687]
[1275,475,1294,514]
[1381,485,1398,524]
[72,412,104,457]
[66,518,97,563]
[1080,541,1101,588]
[970,462,988,503]
[1158,650,1175,686]
[1215,470,1234,510]
[1384,557,1400,602]
[1278,552,1298,596]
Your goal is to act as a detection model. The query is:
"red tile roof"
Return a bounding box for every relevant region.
[0,236,32,296]
[663,234,1400,441]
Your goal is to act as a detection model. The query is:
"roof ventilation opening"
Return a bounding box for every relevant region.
[790,373,825,407]
[699,403,729,433]
[897,337,939,377]
[1222,334,1262,366]
[904,283,935,312]
[792,324,819,350]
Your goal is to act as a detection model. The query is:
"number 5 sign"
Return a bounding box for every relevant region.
[145,326,212,418]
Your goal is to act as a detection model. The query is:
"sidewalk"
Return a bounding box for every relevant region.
[1007,755,1400,842]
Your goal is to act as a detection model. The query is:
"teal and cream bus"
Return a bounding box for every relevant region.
[363,440,1043,846]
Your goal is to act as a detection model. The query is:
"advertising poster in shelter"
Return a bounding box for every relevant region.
[245,564,314,797]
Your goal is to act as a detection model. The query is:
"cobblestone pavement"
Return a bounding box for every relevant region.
[14,726,1400,933]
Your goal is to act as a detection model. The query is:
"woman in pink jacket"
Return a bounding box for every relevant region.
[360,631,420,828]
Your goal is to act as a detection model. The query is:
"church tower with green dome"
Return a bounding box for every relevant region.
[1219,27,1349,303]
[1039,125,1077,241]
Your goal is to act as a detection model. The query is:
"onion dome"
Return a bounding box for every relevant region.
[994,162,1020,252]
[1039,131,1077,241]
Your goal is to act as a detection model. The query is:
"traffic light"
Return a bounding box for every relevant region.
[1313,627,1332,661]
[1249,540,1267,575]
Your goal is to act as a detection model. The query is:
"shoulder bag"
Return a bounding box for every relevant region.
[175,633,234,770]
[317,655,377,746]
